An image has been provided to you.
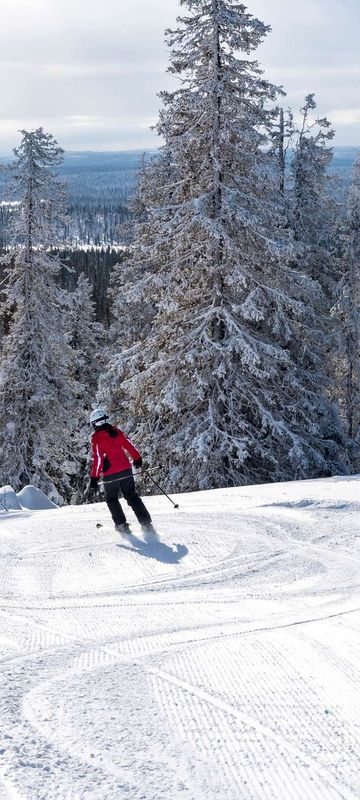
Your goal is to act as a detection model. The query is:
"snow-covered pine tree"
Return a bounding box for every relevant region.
[0,129,81,501]
[101,0,345,490]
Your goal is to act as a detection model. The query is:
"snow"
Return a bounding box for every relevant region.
[0,485,22,511]
[16,485,58,511]
[0,485,58,512]
[0,474,360,799]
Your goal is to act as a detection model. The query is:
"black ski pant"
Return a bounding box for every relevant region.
[104,471,151,527]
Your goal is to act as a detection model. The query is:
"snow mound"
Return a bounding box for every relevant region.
[260,497,358,511]
[16,485,58,510]
[0,485,22,511]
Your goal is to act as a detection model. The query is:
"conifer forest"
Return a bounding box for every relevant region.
[0,0,359,502]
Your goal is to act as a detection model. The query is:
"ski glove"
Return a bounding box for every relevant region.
[85,477,99,501]
[133,457,143,469]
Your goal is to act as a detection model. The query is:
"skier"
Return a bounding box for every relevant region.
[86,408,153,535]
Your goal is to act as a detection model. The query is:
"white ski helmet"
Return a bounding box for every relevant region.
[89,408,109,427]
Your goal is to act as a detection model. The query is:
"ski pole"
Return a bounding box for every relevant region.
[98,465,164,488]
[141,469,179,509]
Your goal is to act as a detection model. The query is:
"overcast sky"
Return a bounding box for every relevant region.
[0,0,359,153]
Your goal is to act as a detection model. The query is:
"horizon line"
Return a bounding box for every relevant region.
[0,144,358,159]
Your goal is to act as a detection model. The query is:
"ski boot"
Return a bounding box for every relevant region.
[141,522,159,542]
[115,522,131,537]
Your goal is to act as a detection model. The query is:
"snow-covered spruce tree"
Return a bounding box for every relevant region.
[100,151,173,412]
[64,272,106,498]
[291,95,337,283]
[108,157,161,348]
[101,1,345,490]
[337,153,360,455]
[270,106,294,197]
[0,129,82,501]
[287,96,346,456]
[66,273,105,402]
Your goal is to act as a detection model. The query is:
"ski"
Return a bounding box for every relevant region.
[96,521,159,542]
[96,521,134,538]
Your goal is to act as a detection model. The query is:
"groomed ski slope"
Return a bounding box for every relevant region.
[0,476,360,800]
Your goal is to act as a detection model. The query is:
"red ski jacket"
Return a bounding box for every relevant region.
[90,425,141,480]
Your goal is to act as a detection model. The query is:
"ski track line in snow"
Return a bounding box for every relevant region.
[246,511,360,571]
[19,621,360,800]
[2,512,360,610]
[4,593,360,672]
[15,598,360,800]
[2,490,360,799]
[295,622,360,705]
[0,523,245,604]
[77,605,360,685]
[19,648,218,799]
[0,607,90,657]
[74,604,360,661]
[148,665,359,800]
[0,543,258,606]
[1,508,360,673]
[2,520,360,671]
[21,691,148,794]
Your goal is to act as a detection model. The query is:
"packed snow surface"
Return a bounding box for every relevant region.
[0,475,360,799]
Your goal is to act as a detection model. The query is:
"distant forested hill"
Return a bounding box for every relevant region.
[55,145,357,195]
[333,146,360,167]
[0,146,358,248]
[0,150,153,247]
[31,145,360,194]
[331,146,359,183]
[56,150,149,204]
[0,146,359,328]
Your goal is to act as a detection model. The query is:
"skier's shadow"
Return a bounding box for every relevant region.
[117,531,188,564]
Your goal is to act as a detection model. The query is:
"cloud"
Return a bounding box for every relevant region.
[249,0,360,144]
[330,108,360,126]
[0,0,359,152]
[0,114,161,153]
[66,116,104,128]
